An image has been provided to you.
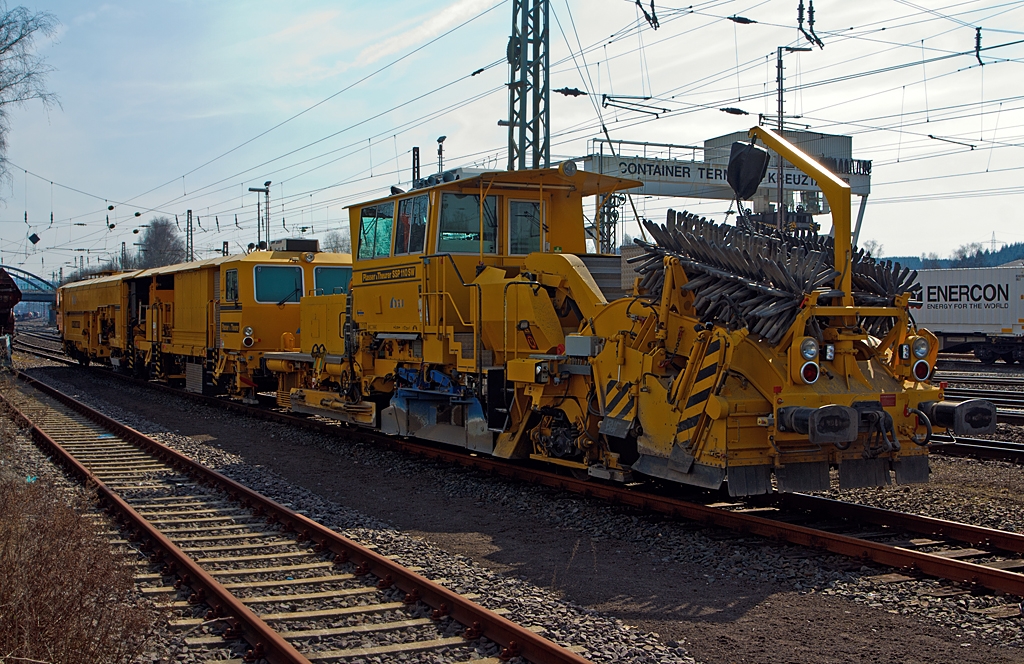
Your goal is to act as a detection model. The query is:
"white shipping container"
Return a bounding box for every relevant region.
[910,266,1024,345]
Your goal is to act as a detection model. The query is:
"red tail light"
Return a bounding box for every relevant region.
[913,359,930,382]
[800,361,819,384]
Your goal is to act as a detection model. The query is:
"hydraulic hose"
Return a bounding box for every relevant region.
[908,407,932,447]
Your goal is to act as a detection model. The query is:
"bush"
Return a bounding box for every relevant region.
[0,478,153,663]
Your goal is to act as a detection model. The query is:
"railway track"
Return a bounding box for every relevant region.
[929,435,1024,463]
[0,371,588,664]
[17,327,62,345]
[14,341,1024,599]
[934,374,1024,388]
[936,359,1022,374]
[944,387,1024,408]
[13,337,70,363]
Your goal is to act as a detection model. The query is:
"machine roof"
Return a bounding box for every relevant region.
[349,166,641,209]
[59,251,352,290]
[59,270,140,289]
[132,250,352,278]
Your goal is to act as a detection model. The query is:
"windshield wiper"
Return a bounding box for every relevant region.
[277,287,300,306]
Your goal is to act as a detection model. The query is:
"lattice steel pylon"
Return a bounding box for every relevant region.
[599,193,626,254]
[186,209,195,262]
[507,0,550,171]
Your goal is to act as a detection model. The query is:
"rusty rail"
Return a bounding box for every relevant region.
[771,493,1024,554]
[16,346,1024,597]
[6,371,592,664]
[107,372,1024,597]
[388,442,1024,596]
[0,382,310,663]
[929,436,1024,463]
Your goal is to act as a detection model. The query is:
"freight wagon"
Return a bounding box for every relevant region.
[0,268,22,336]
[909,266,1024,363]
[58,240,352,397]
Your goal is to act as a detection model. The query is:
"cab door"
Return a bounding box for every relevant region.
[508,199,544,255]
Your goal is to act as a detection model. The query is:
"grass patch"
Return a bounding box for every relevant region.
[0,444,154,662]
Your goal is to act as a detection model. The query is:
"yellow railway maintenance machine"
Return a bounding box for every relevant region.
[269,128,996,495]
[59,239,352,401]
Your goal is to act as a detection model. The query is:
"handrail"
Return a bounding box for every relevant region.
[421,290,477,328]
[503,281,541,362]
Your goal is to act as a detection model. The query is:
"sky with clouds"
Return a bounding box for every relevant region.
[4,0,1024,279]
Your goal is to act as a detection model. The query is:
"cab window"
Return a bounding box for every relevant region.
[225,269,239,301]
[438,193,497,254]
[509,200,542,254]
[358,202,394,260]
[394,195,428,255]
[254,265,303,303]
[314,266,352,294]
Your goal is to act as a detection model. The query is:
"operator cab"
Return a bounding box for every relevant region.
[348,164,641,306]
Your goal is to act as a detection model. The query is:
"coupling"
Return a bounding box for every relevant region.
[777,404,859,447]
[918,399,998,436]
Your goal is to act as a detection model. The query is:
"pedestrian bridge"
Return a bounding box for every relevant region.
[4,266,56,304]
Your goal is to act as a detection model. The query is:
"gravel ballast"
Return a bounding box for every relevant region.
[12,362,695,663]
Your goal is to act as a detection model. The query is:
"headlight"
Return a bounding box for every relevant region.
[800,338,819,361]
[243,326,254,337]
[912,337,929,359]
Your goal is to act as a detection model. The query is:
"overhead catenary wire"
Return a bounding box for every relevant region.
[19,1,1024,271]
[555,0,650,242]
[113,0,511,211]
[987,101,1004,170]
[34,3,1015,228]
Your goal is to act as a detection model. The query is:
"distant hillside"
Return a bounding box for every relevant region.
[883,241,1024,270]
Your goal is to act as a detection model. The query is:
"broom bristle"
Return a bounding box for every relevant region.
[630,210,921,345]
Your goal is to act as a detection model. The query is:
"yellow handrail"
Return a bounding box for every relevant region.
[748,126,853,306]
[420,253,483,371]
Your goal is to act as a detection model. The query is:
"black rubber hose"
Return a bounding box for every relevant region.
[908,407,932,446]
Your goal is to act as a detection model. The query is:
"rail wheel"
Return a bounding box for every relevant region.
[1000,353,1017,364]
[569,467,591,482]
[974,346,997,364]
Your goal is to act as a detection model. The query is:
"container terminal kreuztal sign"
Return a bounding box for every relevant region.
[581,130,870,201]
[582,154,870,199]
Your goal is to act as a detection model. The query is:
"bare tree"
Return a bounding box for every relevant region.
[0,3,59,185]
[99,251,141,273]
[62,265,105,284]
[138,216,186,268]
[920,251,942,268]
[952,242,985,267]
[321,229,351,253]
[860,239,884,258]
[120,250,142,270]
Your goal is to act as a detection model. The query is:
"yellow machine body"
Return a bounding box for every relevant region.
[260,131,979,494]
[57,271,128,362]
